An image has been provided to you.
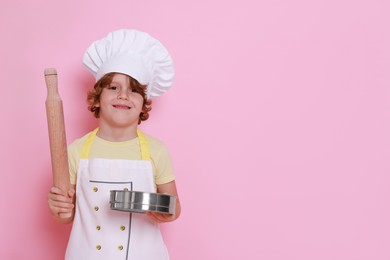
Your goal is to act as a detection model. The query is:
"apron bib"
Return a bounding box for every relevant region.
[65,128,169,260]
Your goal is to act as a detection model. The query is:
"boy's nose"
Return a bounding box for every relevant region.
[117,89,129,100]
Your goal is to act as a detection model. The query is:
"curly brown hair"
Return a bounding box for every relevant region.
[87,72,152,124]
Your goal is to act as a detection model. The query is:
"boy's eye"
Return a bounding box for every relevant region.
[105,85,138,94]
[108,85,118,90]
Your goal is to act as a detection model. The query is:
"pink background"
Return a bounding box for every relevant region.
[1,0,390,259]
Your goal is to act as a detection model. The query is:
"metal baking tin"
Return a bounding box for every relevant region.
[110,189,176,214]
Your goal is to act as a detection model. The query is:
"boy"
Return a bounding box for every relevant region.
[48,29,181,260]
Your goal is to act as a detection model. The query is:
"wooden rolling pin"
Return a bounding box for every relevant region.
[45,68,71,195]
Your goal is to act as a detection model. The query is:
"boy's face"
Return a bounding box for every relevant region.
[97,73,144,128]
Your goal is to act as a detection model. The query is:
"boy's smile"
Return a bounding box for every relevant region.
[113,104,132,110]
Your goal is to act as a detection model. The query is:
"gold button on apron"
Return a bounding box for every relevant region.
[93,187,98,192]
[118,245,123,251]
[120,226,125,231]
[96,225,101,230]
[94,206,99,211]
[96,245,101,250]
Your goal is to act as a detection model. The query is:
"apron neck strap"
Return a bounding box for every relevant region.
[137,129,151,160]
[80,128,150,160]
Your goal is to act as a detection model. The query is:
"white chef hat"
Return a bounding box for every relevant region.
[83,29,174,98]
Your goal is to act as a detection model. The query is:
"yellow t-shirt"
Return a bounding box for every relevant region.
[68,131,175,186]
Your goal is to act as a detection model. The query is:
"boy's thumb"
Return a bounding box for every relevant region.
[68,189,75,198]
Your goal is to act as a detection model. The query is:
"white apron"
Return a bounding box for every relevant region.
[65,128,169,260]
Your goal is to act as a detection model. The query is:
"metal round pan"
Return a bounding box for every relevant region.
[110,189,176,214]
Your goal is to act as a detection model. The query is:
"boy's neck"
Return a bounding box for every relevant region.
[96,124,138,142]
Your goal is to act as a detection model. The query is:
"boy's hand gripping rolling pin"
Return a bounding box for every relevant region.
[45,68,71,216]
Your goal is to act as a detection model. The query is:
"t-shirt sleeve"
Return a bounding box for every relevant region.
[153,141,176,185]
[68,139,82,185]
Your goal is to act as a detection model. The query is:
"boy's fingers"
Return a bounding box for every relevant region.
[48,197,74,207]
[48,193,72,203]
[50,186,67,196]
[146,212,174,223]
[51,206,73,213]
[56,201,74,209]
[68,189,75,198]
[49,187,74,202]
